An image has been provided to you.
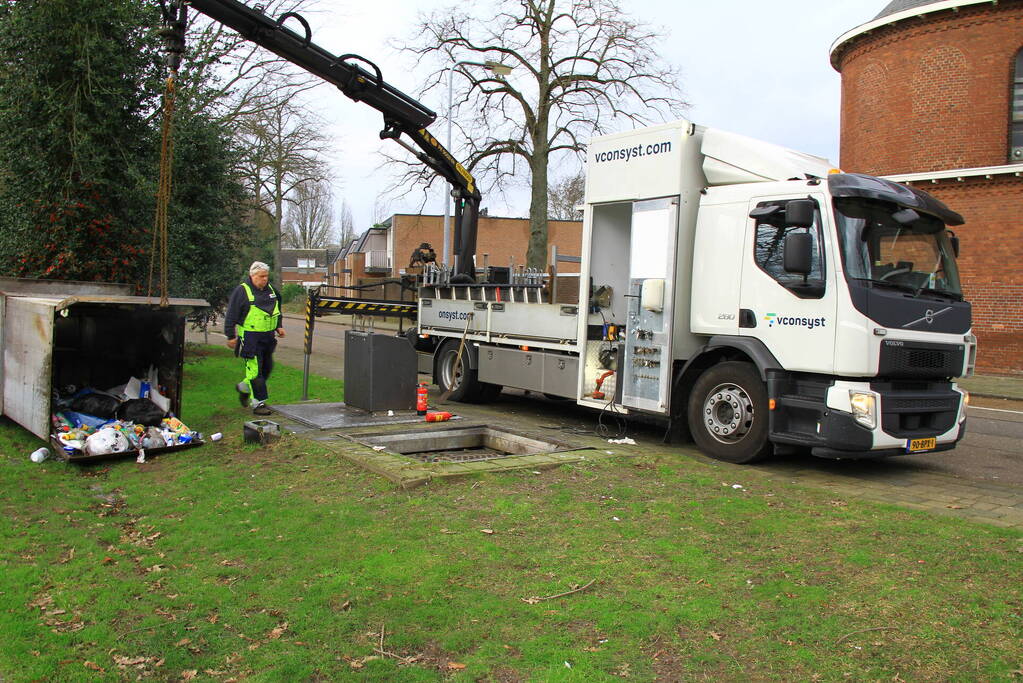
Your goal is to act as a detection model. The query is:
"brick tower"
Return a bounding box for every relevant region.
[831,0,1023,374]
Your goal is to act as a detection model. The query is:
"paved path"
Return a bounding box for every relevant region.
[189,319,1023,530]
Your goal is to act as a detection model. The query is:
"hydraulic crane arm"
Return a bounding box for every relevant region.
[179,0,482,279]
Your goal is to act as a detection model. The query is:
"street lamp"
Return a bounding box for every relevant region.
[443,59,514,268]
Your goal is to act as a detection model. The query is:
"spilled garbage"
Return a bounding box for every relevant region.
[49,370,203,462]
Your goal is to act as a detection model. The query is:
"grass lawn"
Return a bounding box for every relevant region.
[0,346,1020,681]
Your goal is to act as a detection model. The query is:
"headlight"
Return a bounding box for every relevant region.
[849,391,877,429]
[960,390,969,423]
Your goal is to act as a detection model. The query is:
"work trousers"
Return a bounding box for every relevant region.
[238,330,277,403]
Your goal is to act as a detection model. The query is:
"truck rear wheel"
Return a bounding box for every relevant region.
[687,361,771,464]
[435,341,501,403]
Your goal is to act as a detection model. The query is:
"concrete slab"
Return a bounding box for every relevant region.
[269,401,439,430]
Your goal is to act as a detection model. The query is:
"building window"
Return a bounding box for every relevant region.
[297,258,315,269]
[1013,49,1023,162]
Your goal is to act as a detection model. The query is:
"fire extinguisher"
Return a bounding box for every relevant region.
[416,383,428,415]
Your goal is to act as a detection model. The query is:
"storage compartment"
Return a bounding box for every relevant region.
[0,279,208,456]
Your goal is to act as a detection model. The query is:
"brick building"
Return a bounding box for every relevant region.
[327,213,583,292]
[831,0,1023,374]
[279,248,339,287]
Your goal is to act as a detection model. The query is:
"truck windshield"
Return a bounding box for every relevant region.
[833,197,962,300]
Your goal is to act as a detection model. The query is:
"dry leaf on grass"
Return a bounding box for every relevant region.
[480,529,495,535]
[83,661,104,672]
[181,670,198,680]
[268,622,288,640]
[447,662,467,670]
[709,632,724,641]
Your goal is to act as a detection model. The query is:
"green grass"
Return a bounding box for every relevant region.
[0,347,1020,681]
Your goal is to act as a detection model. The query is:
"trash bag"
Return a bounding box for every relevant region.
[115,398,166,426]
[70,392,121,419]
[84,427,132,456]
[139,426,166,449]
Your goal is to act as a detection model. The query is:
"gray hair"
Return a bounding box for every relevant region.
[249,261,270,276]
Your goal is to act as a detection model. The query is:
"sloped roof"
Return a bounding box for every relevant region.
[873,0,943,20]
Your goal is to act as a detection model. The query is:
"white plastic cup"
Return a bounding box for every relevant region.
[29,447,49,463]
[210,432,223,442]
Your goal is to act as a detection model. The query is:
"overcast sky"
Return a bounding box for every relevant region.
[284,1,890,232]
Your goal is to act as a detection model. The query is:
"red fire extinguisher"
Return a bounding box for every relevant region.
[416,383,428,415]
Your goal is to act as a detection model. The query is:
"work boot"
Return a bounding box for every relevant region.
[253,402,272,416]
[236,382,250,408]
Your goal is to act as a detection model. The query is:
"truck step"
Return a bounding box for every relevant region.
[775,394,824,411]
[770,430,825,445]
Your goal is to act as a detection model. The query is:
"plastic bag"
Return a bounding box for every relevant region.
[115,398,166,426]
[70,392,121,419]
[84,427,132,456]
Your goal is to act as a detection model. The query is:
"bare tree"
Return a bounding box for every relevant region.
[338,198,356,246]
[235,86,332,285]
[176,0,321,125]
[398,0,687,269]
[548,169,585,220]
[282,179,336,248]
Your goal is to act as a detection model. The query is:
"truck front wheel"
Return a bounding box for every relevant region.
[687,361,771,464]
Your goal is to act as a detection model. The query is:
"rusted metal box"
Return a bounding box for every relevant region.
[0,277,208,443]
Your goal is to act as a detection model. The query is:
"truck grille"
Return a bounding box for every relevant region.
[878,341,964,379]
[872,382,961,439]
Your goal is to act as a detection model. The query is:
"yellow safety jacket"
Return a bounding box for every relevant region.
[239,282,280,334]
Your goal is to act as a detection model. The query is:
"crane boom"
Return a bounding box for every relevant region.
[182,0,482,279]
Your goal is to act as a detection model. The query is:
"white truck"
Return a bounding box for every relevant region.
[414,120,974,463]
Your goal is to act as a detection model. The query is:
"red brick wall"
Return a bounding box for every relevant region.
[391,214,583,273]
[906,178,1023,374]
[835,2,1023,174]
[835,1,1023,374]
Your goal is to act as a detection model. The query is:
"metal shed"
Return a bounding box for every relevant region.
[0,278,208,441]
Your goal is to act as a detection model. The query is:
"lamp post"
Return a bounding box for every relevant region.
[443,59,513,267]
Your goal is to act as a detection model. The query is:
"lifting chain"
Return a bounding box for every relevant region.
[149,75,175,307]
[149,1,187,307]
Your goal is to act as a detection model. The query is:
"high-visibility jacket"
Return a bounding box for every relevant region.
[238,282,280,334]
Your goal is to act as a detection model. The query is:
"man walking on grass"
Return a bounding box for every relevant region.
[224,261,286,416]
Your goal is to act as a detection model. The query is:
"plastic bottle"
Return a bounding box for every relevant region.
[29,447,49,463]
[210,432,223,441]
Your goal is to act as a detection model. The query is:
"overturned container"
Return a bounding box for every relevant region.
[0,277,208,458]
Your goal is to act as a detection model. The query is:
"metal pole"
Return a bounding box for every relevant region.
[301,291,316,401]
[444,60,495,268]
[443,67,455,269]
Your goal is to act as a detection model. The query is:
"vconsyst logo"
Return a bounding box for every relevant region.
[764,313,827,330]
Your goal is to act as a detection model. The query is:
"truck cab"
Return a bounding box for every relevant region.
[584,120,972,462]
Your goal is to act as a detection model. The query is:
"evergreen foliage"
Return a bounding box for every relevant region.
[0,0,253,315]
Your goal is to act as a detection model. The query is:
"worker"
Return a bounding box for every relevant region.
[224,261,286,416]
[408,242,437,268]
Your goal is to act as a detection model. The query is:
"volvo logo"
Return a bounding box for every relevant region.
[905,306,951,328]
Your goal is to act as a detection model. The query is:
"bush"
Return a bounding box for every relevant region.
[280,283,306,304]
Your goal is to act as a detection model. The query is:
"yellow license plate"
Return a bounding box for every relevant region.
[907,437,937,453]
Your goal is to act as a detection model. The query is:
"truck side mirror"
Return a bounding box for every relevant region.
[784,232,813,277]
[785,199,815,228]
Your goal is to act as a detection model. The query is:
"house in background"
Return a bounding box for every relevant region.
[279,248,339,288]
[326,213,583,294]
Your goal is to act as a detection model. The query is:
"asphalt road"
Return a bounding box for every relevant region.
[194,317,1023,487]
